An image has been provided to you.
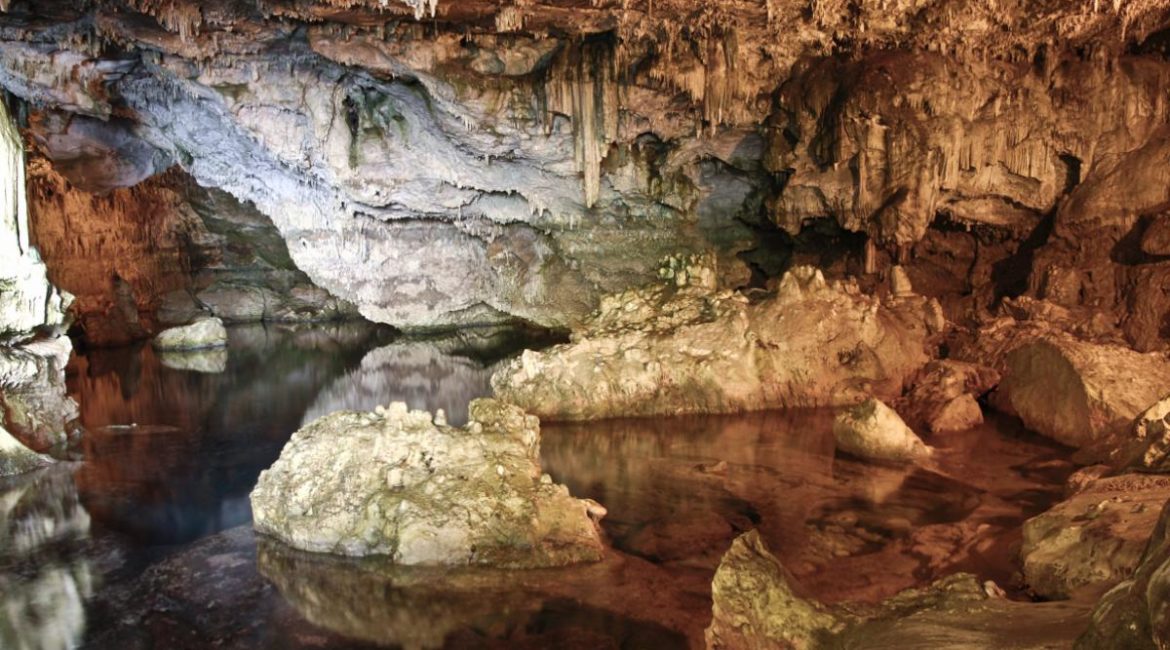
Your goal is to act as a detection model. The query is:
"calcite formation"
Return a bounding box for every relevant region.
[5,0,1165,335]
[492,264,938,420]
[251,398,604,567]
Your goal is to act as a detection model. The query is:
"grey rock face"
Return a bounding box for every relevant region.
[251,399,604,567]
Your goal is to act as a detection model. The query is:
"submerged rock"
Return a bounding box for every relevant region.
[1076,498,1170,650]
[832,398,932,463]
[250,398,604,567]
[1021,473,1170,600]
[493,265,937,420]
[152,317,228,351]
[1000,335,1170,452]
[0,423,50,477]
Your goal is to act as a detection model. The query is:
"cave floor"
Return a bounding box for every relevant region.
[1,324,1088,649]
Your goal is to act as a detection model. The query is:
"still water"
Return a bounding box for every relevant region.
[0,323,1075,649]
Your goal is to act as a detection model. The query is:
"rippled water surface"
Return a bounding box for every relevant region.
[0,323,1076,649]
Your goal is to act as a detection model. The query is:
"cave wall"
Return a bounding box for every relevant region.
[27,143,360,347]
[1,0,1170,344]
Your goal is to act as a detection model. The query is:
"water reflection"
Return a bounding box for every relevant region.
[0,466,93,650]
[68,323,391,545]
[541,410,1073,603]
[257,538,690,650]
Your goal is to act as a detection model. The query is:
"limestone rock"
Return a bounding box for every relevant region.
[0,99,70,344]
[152,317,228,351]
[1120,396,1170,472]
[900,360,998,433]
[0,337,78,451]
[706,530,1090,649]
[1021,473,1170,600]
[1000,335,1170,452]
[492,265,934,420]
[832,399,932,463]
[250,399,603,567]
[705,530,841,650]
[1076,498,1170,650]
[1141,214,1170,257]
[0,423,50,477]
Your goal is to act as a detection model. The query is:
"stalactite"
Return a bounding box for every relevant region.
[546,38,619,209]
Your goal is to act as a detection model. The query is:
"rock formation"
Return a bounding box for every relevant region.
[832,398,932,463]
[706,529,1098,650]
[1076,498,1170,650]
[152,316,229,351]
[0,97,78,454]
[1021,473,1170,600]
[492,263,939,420]
[999,335,1170,452]
[251,399,604,566]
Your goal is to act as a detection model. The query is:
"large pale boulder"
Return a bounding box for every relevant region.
[251,398,604,567]
[493,264,937,420]
[0,337,79,451]
[832,398,933,463]
[1021,473,1170,599]
[152,317,228,351]
[1000,336,1170,451]
[1076,499,1170,650]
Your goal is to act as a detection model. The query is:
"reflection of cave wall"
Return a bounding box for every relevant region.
[28,149,360,347]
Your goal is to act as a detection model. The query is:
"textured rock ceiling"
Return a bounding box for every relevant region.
[2,0,1170,331]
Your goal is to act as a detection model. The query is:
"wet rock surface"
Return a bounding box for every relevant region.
[1021,473,1170,600]
[706,529,1096,650]
[1076,498,1170,650]
[493,264,937,420]
[251,398,604,566]
[832,398,932,463]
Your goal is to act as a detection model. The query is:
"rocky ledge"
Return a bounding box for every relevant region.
[251,398,604,567]
[492,261,942,420]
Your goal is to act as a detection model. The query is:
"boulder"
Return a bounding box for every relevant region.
[706,530,1092,650]
[832,398,933,463]
[1076,498,1170,650]
[1021,473,1170,599]
[0,337,79,451]
[152,317,228,351]
[705,530,842,650]
[250,398,604,567]
[1119,395,1170,472]
[0,423,50,477]
[493,265,936,420]
[899,360,999,433]
[1000,335,1170,451]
